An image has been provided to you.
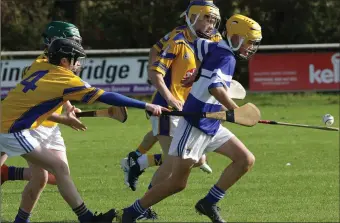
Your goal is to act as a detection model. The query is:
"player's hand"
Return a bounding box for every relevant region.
[166,97,183,111]
[64,106,87,131]
[145,103,170,116]
[67,106,82,115]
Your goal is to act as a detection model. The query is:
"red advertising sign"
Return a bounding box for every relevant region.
[249,52,340,91]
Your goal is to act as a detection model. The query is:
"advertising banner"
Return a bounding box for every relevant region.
[1,56,155,97]
[249,52,340,92]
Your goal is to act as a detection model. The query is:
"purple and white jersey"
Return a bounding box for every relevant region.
[183,38,236,136]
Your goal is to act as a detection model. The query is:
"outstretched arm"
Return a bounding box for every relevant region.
[96,92,146,109]
[96,91,167,116]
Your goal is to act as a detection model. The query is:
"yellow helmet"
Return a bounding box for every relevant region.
[224,14,262,59]
[181,0,221,38]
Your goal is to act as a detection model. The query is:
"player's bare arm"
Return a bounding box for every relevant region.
[148,70,183,111]
[148,47,158,72]
[209,87,239,110]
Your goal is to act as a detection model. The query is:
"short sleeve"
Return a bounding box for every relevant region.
[150,40,180,76]
[152,32,171,52]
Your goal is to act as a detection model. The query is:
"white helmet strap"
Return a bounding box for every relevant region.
[185,13,200,38]
[227,36,245,51]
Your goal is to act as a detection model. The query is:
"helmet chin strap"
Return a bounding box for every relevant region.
[185,14,200,38]
[227,36,244,51]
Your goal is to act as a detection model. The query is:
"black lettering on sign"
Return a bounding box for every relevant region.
[79,59,95,79]
[106,65,118,83]
[1,62,22,82]
[119,65,129,78]
[138,59,148,78]
[94,60,106,79]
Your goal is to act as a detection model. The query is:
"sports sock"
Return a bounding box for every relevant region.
[148,154,162,167]
[14,208,30,223]
[8,166,24,181]
[204,185,225,204]
[138,154,162,171]
[138,154,149,170]
[73,202,94,222]
[125,200,146,218]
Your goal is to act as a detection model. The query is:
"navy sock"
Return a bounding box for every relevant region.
[125,200,146,218]
[204,185,225,204]
[73,203,93,222]
[14,208,30,223]
[8,166,24,181]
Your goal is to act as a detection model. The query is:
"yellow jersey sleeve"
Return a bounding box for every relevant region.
[150,40,181,77]
[152,32,171,52]
[152,26,187,52]
[63,76,104,104]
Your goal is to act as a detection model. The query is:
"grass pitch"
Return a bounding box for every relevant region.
[1,93,339,222]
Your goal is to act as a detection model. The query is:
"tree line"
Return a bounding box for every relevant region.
[2,0,339,51]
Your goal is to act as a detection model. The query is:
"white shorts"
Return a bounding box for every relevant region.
[150,115,180,137]
[0,129,40,157]
[0,125,66,157]
[30,125,66,152]
[169,118,234,162]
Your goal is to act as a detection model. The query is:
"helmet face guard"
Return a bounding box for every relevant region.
[70,56,86,75]
[48,38,86,73]
[239,39,261,60]
[182,1,221,39]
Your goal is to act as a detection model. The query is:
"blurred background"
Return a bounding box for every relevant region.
[1,0,339,95]
[2,0,340,50]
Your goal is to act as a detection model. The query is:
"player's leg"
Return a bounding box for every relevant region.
[1,153,32,184]
[1,153,9,184]
[214,137,255,190]
[148,135,172,187]
[120,130,160,187]
[1,163,56,185]
[195,126,254,222]
[119,156,195,221]
[125,115,172,191]
[136,130,158,155]
[14,162,48,223]
[1,126,57,186]
[0,131,116,222]
[149,117,212,189]
[119,118,206,221]
[0,152,8,166]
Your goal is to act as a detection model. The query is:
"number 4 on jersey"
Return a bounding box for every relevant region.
[21,70,49,93]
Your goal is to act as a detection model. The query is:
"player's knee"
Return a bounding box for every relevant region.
[50,160,70,177]
[31,169,48,188]
[240,152,255,172]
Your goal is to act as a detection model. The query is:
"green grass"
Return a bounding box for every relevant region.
[1,93,339,222]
